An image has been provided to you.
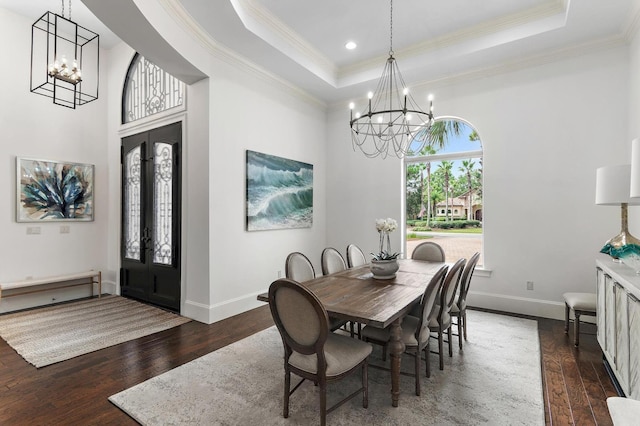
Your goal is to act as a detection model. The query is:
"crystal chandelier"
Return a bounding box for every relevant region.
[30,0,99,109]
[349,0,435,159]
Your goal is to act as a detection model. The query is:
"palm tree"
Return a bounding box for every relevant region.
[438,161,454,221]
[424,120,463,150]
[421,146,437,226]
[459,160,475,220]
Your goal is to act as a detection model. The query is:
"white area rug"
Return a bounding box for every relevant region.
[109,310,544,425]
[0,295,191,368]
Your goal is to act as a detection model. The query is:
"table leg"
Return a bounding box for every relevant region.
[389,317,405,407]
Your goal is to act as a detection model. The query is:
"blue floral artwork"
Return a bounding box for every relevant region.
[17,158,94,222]
[246,150,313,231]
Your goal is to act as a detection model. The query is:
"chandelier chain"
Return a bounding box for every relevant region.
[60,0,72,20]
[389,0,393,55]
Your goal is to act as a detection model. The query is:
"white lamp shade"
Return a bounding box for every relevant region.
[596,164,640,205]
[631,138,640,198]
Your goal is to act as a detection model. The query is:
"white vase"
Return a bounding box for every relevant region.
[370,259,399,280]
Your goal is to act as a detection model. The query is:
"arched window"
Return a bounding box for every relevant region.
[122,53,185,124]
[405,117,483,265]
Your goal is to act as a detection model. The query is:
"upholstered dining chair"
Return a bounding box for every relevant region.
[346,244,367,268]
[268,278,372,425]
[321,247,360,337]
[429,257,466,370]
[408,241,446,318]
[285,251,347,333]
[411,241,445,262]
[321,247,347,275]
[360,264,449,395]
[451,252,481,349]
[285,252,316,282]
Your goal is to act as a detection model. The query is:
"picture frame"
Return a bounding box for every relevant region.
[16,157,95,222]
[246,150,313,231]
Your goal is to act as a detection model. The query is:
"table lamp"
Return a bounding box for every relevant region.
[631,138,640,198]
[596,164,640,266]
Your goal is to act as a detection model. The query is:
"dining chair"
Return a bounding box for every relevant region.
[451,252,481,349]
[286,251,347,332]
[429,257,466,370]
[285,252,316,282]
[346,244,367,268]
[268,278,372,426]
[360,264,449,395]
[321,247,347,275]
[321,247,360,337]
[408,241,446,318]
[411,241,445,262]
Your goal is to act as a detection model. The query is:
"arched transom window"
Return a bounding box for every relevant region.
[122,53,185,124]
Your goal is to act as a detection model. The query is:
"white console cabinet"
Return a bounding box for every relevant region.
[596,256,640,397]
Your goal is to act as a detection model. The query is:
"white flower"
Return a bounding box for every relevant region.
[375,218,398,233]
[385,218,398,232]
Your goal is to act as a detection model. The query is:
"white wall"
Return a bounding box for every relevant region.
[0,8,110,313]
[327,46,631,319]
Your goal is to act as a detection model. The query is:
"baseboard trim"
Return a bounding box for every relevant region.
[182,291,266,324]
[467,290,586,321]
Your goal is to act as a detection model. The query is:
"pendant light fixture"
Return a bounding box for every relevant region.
[30,0,100,109]
[349,0,435,159]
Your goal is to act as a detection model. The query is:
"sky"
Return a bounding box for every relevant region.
[427,120,482,178]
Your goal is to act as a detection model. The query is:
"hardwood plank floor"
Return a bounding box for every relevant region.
[0,303,617,425]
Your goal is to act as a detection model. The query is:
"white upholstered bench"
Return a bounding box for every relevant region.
[0,271,102,303]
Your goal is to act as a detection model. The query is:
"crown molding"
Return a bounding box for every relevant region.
[339,0,568,80]
[156,0,326,109]
[237,0,337,79]
[331,34,626,109]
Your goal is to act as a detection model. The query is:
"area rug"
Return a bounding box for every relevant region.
[109,310,544,425]
[0,295,191,368]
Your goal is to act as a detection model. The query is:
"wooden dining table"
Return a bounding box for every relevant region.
[257,258,446,407]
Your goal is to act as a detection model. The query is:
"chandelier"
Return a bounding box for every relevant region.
[349,0,435,159]
[30,0,99,109]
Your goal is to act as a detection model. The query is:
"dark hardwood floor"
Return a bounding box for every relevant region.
[0,303,617,425]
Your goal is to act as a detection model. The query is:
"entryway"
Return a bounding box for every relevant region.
[120,122,182,312]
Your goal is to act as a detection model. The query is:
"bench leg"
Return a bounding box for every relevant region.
[564,303,570,334]
[574,311,581,346]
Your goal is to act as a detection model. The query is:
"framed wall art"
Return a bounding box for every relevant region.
[246,150,313,231]
[16,157,95,222]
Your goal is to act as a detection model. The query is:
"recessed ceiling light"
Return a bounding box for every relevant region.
[345,41,357,50]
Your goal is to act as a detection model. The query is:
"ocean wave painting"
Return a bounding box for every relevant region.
[246,150,313,231]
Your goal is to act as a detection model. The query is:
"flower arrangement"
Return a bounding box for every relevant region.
[372,218,400,261]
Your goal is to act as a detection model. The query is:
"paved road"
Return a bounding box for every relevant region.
[406,232,483,265]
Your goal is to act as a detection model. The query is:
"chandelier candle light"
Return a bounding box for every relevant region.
[349,0,435,159]
[370,218,400,279]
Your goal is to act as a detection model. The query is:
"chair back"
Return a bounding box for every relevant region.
[346,244,367,268]
[416,264,449,342]
[411,242,445,262]
[438,258,466,317]
[269,278,329,358]
[458,252,480,306]
[321,247,347,275]
[285,252,316,282]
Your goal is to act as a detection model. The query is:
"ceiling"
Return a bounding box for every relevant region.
[2,0,638,104]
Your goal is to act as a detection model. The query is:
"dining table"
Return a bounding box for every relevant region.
[257,258,447,407]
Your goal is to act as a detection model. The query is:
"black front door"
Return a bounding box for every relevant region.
[120,122,181,311]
